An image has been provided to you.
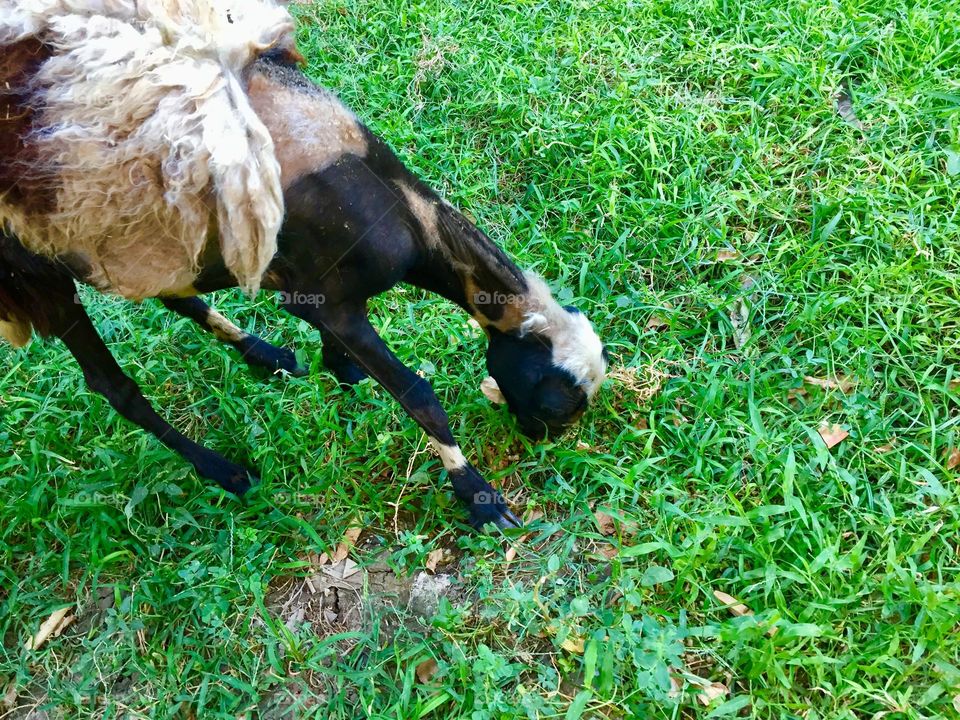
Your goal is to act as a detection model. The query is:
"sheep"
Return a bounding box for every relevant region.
[0,1,607,530]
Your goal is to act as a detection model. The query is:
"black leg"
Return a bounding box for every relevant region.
[320,328,367,386]
[285,301,520,530]
[160,297,306,377]
[50,295,258,495]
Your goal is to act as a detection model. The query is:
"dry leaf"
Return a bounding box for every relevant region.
[645,314,669,330]
[817,423,849,449]
[561,634,585,654]
[953,693,960,714]
[425,549,444,573]
[697,682,729,706]
[875,439,897,454]
[804,375,855,394]
[598,544,619,560]
[947,448,960,471]
[729,298,751,350]
[835,86,864,130]
[949,379,960,392]
[25,608,73,650]
[712,590,751,617]
[668,673,683,699]
[318,525,362,565]
[416,658,439,684]
[595,510,616,536]
[1,681,17,710]
[716,250,740,262]
[505,510,545,561]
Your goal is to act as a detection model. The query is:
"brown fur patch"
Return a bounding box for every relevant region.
[464,275,525,331]
[247,64,367,189]
[0,39,53,216]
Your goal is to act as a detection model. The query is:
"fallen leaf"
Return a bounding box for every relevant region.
[875,439,897,454]
[729,297,751,350]
[947,448,960,471]
[950,379,960,392]
[561,634,585,654]
[804,375,855,394]
[425,549,444,573]
[416,658,439,683]
[817,423,849,449]
[954,693,960,714]
[598,544,619,560]
[505,510,545,561]
[716,250,740,262]
[318,525,362,565]
[712,590,751,617]
[697,682,729,706]
[668,673,683,699]
[25,608,73,650]
[594,510,616,536]
[835,86,864,130]
[645,314,669,330]
[1,681,16,710]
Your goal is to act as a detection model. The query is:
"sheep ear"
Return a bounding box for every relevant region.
[480,376,507,404]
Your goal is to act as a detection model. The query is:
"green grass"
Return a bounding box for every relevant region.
[3,0,960,716]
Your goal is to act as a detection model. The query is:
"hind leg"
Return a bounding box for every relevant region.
[50,296,259,494]
[161,297,306,376]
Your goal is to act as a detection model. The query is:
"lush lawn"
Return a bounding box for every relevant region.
[3,0,960,717]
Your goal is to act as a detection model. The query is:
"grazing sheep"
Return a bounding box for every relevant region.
[0,0,607,530]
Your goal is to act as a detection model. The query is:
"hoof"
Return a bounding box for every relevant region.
[236,336,306,377]
[449,464,522,532]
[195,453,259,496]
[467,491,523,532]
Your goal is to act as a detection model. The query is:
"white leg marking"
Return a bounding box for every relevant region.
[429,438,468,471]
[205,308,248,344]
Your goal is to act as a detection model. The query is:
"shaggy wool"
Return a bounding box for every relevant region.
[0,0,292,299]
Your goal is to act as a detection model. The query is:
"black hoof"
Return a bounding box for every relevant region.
[469,501,523,532]
[194,453,259,496]
[236,336,306,377]
[449,465,523,532]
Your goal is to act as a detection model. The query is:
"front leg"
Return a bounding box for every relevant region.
[161,297,306,377]
[319,327,367,387]
[286,301,520,530]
